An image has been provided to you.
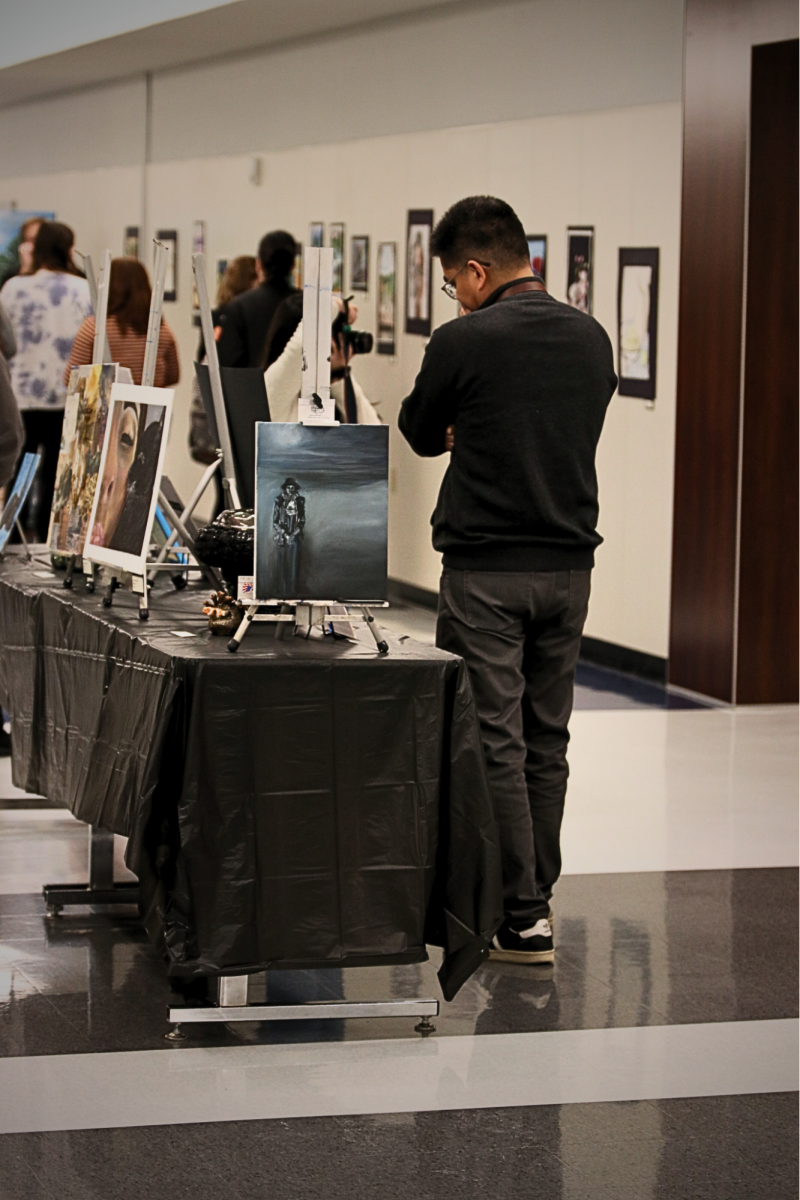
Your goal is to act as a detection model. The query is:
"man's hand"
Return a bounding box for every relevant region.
[445,425,455,451]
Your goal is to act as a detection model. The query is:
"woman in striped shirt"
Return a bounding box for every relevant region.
[65,257,180,388]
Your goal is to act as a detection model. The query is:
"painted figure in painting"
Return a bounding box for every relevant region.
[410,230,426,319]
[568,264,590,312]
[272,477,306,596]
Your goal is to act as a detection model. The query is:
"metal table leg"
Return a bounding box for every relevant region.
[43,824,139,916]
[166,973,439,1041]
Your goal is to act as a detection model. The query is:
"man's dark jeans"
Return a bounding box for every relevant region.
[436,568,591,929]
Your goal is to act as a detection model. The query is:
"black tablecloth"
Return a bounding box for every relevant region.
[0,556,502,999]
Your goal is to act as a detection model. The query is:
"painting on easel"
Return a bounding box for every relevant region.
[254,422,388,603]
[83,383,173,574]
[47,363,117,555]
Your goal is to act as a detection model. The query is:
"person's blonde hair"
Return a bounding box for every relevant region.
[216,256,257,308]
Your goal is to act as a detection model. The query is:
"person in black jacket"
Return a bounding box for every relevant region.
[215,231,297,368]
[399,196,617,965]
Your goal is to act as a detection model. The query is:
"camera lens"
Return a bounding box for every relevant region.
[347,330,374,355]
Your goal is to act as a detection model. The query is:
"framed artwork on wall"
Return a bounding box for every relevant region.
[123,226,140,259]
[617,247,659,401]
[566,226,594,314]
[309,222,324,248]
[376,241,396,356]
[329,223,345,292]
[405,209,433,336]
[156,229,178,302]
[0,210,54,284]
[191,221,205,323]
[351,236,369,291]
[526,234,547,283]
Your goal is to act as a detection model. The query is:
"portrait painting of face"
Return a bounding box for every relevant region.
[405,210,433,336]
[83,382,173,574]
[255,422,388,603]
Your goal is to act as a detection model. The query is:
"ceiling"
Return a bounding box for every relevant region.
[0,0,468,108]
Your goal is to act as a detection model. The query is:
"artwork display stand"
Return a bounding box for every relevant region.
[166,974,437,1042]
[228,250,388,656]
[44,826,138,917]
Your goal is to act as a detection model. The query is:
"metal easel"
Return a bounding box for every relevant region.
[227,246,389,655]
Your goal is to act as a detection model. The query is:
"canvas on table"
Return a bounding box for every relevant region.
[376,242,396,356]
[405,209,433,336]
[329,224,345,293]
[566,226,594,314]
[48,363,117,555]
[83,382,173,575]
[254,423,388,603]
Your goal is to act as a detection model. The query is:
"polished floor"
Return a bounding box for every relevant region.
[0,601,797,1198]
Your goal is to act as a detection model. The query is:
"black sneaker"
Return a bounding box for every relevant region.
[489,918,554,964]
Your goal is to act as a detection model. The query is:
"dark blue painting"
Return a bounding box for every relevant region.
[255,423,388,602]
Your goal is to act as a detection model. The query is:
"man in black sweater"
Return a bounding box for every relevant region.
[399,196,617,965]
[216,230,297,368]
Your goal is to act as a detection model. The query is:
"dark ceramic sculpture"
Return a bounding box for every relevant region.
[193,509,254,588]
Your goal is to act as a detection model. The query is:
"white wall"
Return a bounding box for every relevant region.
[0,0,685,659]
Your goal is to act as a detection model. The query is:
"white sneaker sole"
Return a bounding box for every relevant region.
[488,945,555,964]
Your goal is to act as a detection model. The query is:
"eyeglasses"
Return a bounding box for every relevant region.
[441,260,490,300]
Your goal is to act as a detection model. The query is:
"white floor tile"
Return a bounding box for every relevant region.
[0,1020,794,1134]
[562,706,798,873]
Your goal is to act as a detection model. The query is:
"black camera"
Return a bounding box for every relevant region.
[333,303,373,355]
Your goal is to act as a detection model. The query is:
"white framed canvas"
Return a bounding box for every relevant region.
[83,382,173,575]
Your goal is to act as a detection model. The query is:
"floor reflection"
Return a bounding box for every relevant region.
[0,868,794,1057]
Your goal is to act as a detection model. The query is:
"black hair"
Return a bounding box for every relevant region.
[430,196,529,270]
[257,230,298,282]
[262,291,303,368]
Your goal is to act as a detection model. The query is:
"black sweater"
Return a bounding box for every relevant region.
[216,278,296,369]
[398,282,617,571]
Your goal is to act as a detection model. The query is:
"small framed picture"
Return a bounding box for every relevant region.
[351,236,369,291]
[405,209,433,336]
[123,226,140,259]
[191,221,205,321]
[156,229,178,302]
[566,226,593,314]
[309,222,324,248]
[329,223,345,292]
[618,248,659,401]
[376,241,396,356]
[526,234,547,284]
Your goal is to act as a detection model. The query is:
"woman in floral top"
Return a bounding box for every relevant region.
[0,222,91,540]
